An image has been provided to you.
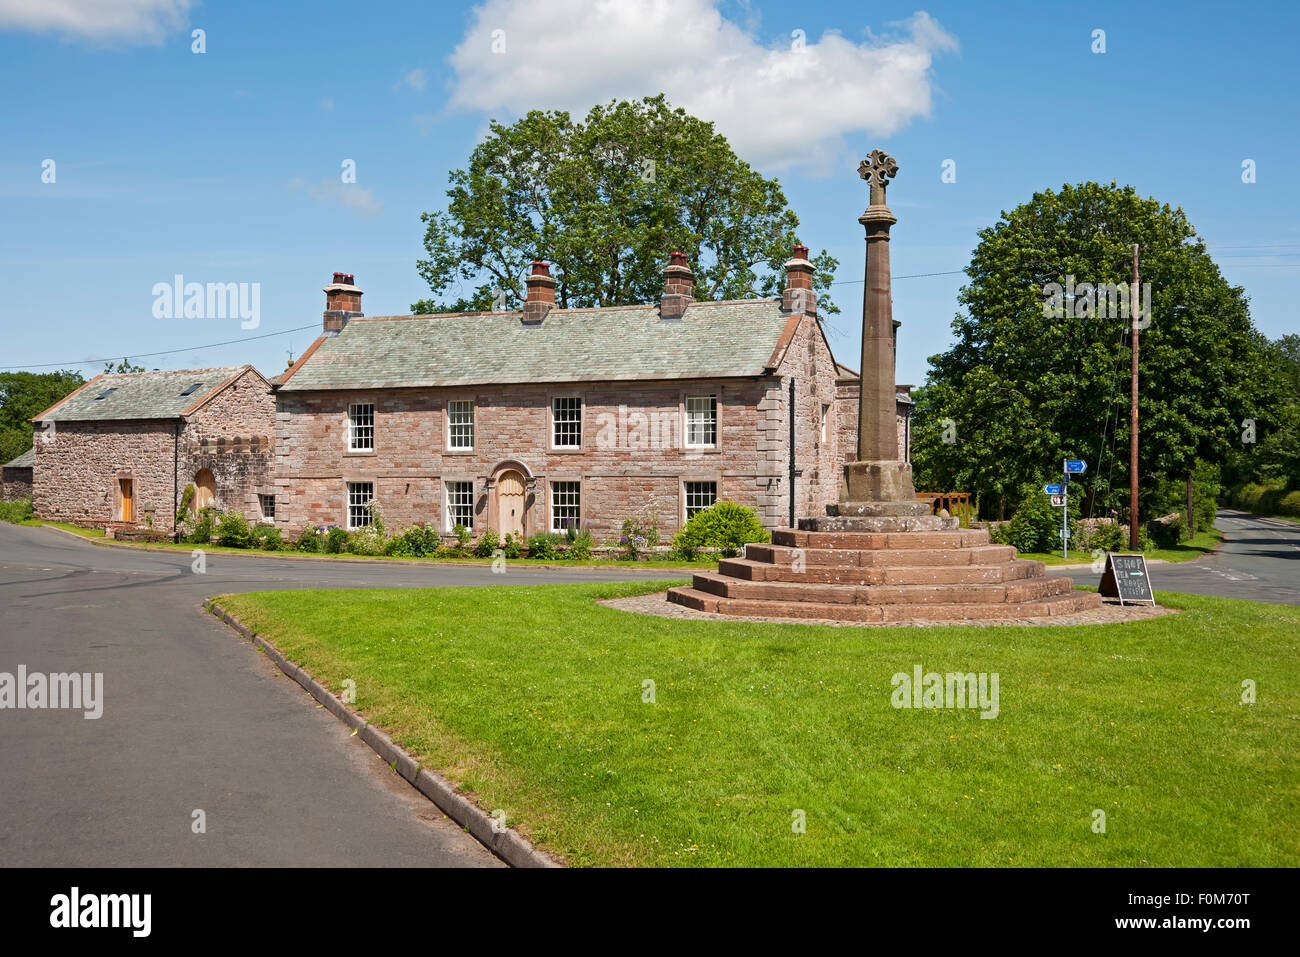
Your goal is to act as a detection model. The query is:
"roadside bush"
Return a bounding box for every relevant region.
[1147,512,1188,550]
[188,507,216,545]
[1076,519,1126,553]
[453,523,472,549]
[295,526,323,553]
[502,532,521,560]
[175,484,195,525]
[1281,491,1300,517]
[387,524,439,557]
[566,526,593,561]
[254,526,283,551]
[216,510,254,548]
[671,500,770,557]
[0,497,34,524]
[526,532,561,560]
[349,523,385,556]
[324,526,349,554]
[474,527,500,558]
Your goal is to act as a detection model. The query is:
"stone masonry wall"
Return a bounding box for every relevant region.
[180,368,275,522]
[33,421,177,529]
[275,377,791,539]
[3,468,33,501]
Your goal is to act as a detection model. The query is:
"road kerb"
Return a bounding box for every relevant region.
[205,598,559,869]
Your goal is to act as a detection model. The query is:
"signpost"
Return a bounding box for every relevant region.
[1098,553,1155,605]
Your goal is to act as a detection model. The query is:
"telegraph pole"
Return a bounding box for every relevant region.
[1129,243,1140,550]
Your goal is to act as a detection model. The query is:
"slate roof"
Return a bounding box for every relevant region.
[278,299,797,391]
[3,446,34,469]
[37,367,250,422]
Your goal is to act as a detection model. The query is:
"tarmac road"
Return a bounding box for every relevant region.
[0,523,682,867]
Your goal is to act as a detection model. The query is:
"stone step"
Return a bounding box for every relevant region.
[773,528,990,549]
[717,557,1045,586]
[691,571,1075,606]
[666,586,1101,622]
[746,543,1016,567]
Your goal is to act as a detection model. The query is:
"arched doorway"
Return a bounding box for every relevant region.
[194,468,216,512]
[495,469,526,539]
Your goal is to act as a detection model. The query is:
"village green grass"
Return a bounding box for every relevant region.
[215,582,1298,867]
[1020,528,1225,566]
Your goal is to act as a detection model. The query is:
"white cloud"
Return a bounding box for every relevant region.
[0,0,193,44]
[447,0,956,170]
[290,177,384,219]
[399,68,428,92]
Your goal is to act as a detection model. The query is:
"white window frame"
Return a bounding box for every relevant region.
[446,480,475,532]
[684,480,717,521]
[685,394,718,449]
[258,493,275,521]
[347,403,374,452]
[447,400,475,451]
[820,403,830,443]
[551,396,582,449]
[550,480,581,532]
[346,482,374,530]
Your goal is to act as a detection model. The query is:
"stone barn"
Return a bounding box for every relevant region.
[2,446,34,500]
[272,253,912,539]
[31,366,275,534]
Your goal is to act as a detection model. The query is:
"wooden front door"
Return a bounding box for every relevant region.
[194,469,216,511]
[118,478,133,523]
[496,470,526,539]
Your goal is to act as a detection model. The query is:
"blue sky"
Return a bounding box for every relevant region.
[1,0,1295,386]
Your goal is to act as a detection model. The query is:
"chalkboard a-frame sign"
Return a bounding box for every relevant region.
[1099,553,1155,605]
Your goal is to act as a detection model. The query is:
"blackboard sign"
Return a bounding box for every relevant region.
[1098,553,1155,605]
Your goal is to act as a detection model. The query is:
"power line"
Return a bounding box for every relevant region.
[1,323,321,372]
[831,269,965,286]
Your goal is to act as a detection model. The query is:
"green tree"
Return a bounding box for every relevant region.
[104,359,145,374]
[413,94,838,318]
[911,181,1275,522]
[0,370,86,463]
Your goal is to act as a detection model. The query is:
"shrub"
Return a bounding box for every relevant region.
[1281,490,1300,518]
[1077,519,1127,553]
[526,532,561,560]
[255,526,283,551]
[453,523,472,548]
[295,526,323,553]
[216,511,254,548]
[474,527,500,558]
[188,508,216,545]
[0,497,34,524]
[349,523,386,556]
[502,532,522,559]
[672,500,771,556]
[566,526,593,561]
[324,526,350,554]
[387,524,439,557]
[175,484,195,524]
[1147,512,1188,550]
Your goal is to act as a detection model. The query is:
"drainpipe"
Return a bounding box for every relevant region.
[788,378,797,527]
[173,420,180,543]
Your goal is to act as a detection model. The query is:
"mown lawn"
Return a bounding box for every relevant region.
[216,582,1297,867]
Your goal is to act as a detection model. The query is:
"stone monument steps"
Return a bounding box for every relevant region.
[717,556,1045,585]
[666,585,1102,622]
[689,570,1077,605]
[746,543,1017,567]
[773,528,989,549]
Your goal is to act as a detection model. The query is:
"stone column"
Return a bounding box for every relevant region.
[839,149,924,513]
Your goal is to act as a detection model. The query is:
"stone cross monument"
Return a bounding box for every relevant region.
[838,148,927,518]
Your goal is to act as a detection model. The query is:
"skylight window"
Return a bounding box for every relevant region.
[179,383,203,396]
[94,388,116,400]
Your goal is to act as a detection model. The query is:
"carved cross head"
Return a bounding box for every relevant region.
[858,149,899,203]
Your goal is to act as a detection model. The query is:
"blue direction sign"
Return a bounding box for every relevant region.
[1065,459,1087,474]
[1043,483,1065,495]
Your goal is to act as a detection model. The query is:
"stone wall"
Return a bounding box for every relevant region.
[33,421,177,528]
[179,368,275,522]
[275,376,801,538]
[2,467,32,501]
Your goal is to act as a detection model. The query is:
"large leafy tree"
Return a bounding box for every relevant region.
[0,371,86,464]
[414,94,838,316]
[911,182,1276,521]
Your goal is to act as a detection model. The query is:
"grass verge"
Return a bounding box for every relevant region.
[215,582,1297,867]
[1021,527,1225,565]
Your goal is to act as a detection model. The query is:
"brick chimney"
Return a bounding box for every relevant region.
[661,251,695,321]
[782,244,817,316]
[522,261,556,324]
[323,272,363,336]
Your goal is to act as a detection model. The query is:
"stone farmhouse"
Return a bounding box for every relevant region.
[270,249,911,539]
[30,366,275,533]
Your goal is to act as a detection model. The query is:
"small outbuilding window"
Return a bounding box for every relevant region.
[179,383,203,397]
[259,494,275,521]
